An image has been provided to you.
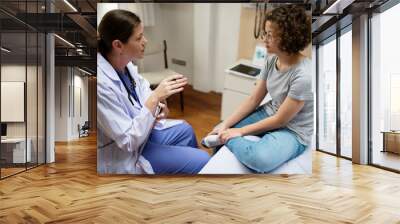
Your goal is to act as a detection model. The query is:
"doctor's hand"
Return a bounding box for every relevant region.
[146,74,187,116]
[153,74,187,101]
[218,128,243,144]
[156,102,169,121]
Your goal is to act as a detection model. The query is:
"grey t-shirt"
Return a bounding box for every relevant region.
[259,55,314,146]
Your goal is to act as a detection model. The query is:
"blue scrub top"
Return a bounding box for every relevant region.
[117,68,143,108]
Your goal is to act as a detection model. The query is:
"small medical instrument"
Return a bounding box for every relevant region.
[254,2,268,39]
[230,64,261,77]
[116,68,142,107]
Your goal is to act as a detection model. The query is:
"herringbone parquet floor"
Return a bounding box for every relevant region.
[1,87,400,223]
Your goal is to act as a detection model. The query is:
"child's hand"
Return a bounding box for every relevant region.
[207,124,227,136]
[218,128,243,143]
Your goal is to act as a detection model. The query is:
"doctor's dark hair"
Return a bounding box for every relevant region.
[98,9,141,56]
[264,5,311,55]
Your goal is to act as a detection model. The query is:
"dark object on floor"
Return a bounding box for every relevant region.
[79,121,90,138]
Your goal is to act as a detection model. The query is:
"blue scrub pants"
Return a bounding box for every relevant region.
[225,107,306,173]
[142,122,210,174]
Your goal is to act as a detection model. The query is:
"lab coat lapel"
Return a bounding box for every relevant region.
[97,53,120,82]
[126,62,145,110]
[97,53,142,111]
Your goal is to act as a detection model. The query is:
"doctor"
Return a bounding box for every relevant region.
[97,10,210,174]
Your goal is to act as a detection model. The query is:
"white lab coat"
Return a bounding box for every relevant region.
[97,53,180,174]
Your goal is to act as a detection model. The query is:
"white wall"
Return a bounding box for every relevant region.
[159,4,194,84]
[1,65,26,81]
[97,3,242,93]
[98,3,156,27]
[192,3,241,93]
[1,64,46,164]
[119,3,156,27]
[97,3,119,27]
[213,3,241,92]
[193,3,215,92]
[97,3,195,85]
[54,67,89,141]
[55,66,69,141]
[1,65,34,137]
[73,73,89,138]
[1,65,26,140]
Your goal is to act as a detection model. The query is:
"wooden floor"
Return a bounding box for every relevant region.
[1,86,400,223]
[1,167,26,178]
[372,150,400,171]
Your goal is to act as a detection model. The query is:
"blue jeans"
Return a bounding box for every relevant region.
[142,122,210,174]
[225,107,306,173]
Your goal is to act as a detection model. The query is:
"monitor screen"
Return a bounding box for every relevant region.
[230,64,261,77]
[1,123,7,137]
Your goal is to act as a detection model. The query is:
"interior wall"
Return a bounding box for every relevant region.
[213,3,241,92]
[141,3,241,93]
[238,6,263,61]
[72,72,89,138]
[159,3,194,84]
[137,4,164,73]
[55,66,70,141]
[193,3,216,93]
[38,64,45,164]
[97,3,250,93]
[1,65,38,139]
[192,3,243,93]
[1,64,45,166]
[54,67,89,141]
[98,3,196,85]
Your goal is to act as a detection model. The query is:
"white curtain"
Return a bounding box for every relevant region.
[97,3,155,27]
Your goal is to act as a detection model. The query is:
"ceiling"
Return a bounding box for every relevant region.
[0,0,97,74]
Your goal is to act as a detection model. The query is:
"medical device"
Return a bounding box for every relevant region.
[229,64,260,77]
[254,2,268,39]
[226,44,266,78]
[252,44,267,67]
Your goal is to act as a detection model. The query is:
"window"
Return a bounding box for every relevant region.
[340,28,352,158]
[317,36,337,155]
[0,0,47,179]
[370,2,400,171]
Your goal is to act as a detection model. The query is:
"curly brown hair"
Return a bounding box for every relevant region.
[264,5,311,55]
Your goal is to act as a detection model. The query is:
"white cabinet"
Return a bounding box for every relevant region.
[1,138,32,164]
[221,60,259,120]
[222,90,250,120]
[221,59,271,121]
[224,72,258,94]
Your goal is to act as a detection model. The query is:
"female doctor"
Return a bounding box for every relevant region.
[97,10,210,174]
